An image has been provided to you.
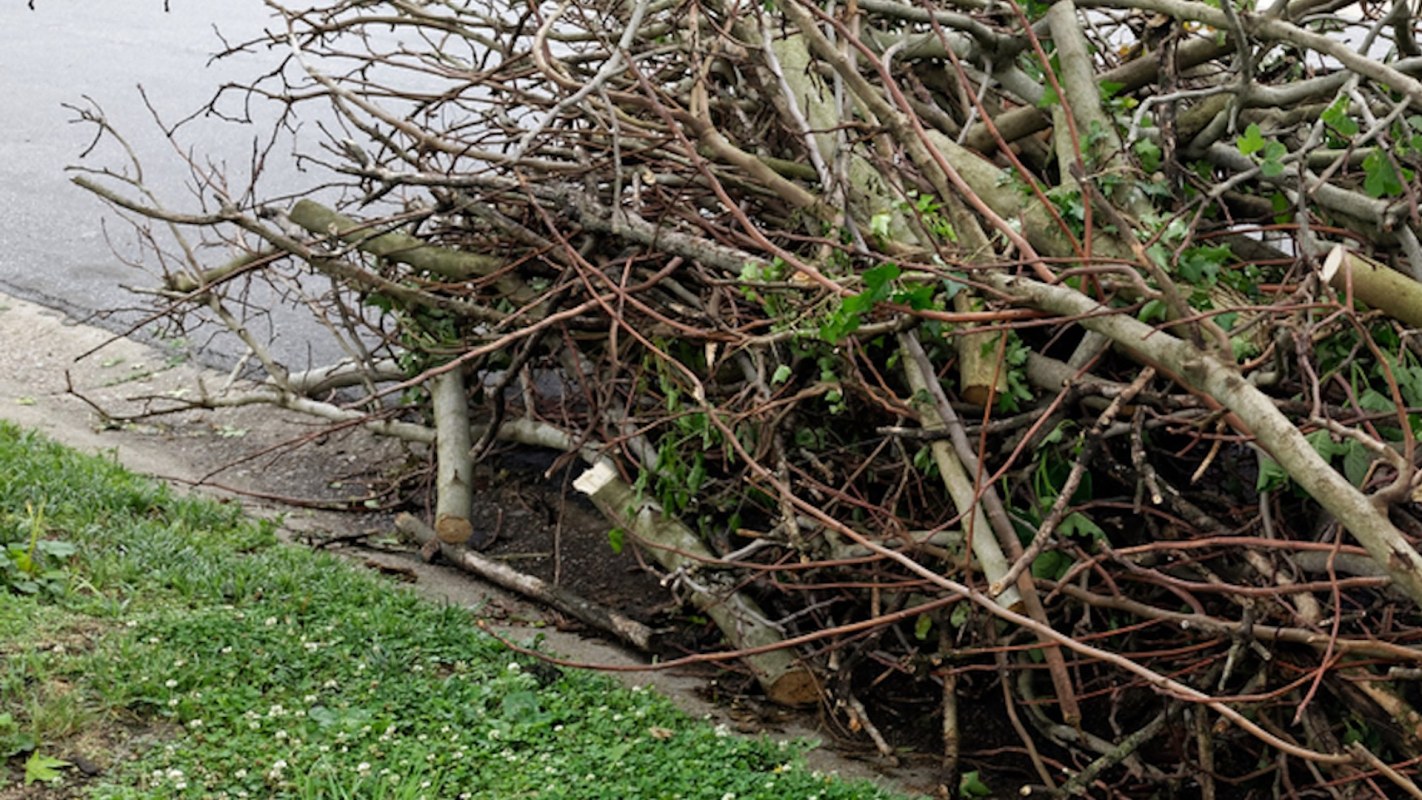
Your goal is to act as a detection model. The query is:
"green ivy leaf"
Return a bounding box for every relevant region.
[1322,97,1360,137]
[861,262,901,299]
[770,364,792,385]
[1363,150,1407,198]
[1134,138,1162,173]
[1059,512,1105,540]
[24,752,70,786]
[1236,123,1266,156]
[1177,243,1232,285]
[891,283,936,310]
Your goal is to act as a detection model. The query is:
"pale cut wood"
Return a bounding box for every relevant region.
[1322,245,1422,329]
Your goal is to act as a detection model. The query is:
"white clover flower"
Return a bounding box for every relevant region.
[165,679,179,688]
[234,769,247,779]
[264,617,278,627]
[721,794,736,800]
[357,762,372,775]
[187,719,203,729]
[275,730,288,741]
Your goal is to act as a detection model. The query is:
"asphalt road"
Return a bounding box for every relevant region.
[0,1,334,366]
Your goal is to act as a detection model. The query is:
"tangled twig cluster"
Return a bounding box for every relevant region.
[70,0,1422,793]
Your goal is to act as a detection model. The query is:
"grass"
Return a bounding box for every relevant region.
[0,422,902,799]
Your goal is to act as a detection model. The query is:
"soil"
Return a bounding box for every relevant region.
[0,294,944,797]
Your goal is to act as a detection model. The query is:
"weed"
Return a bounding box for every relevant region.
[0,423,902,799]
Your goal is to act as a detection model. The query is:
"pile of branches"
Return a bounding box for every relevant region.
[72,0,1422,793]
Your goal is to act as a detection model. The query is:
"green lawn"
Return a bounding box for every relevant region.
[0,423,899,799]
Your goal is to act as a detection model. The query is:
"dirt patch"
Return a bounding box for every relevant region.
[0,294,941,796]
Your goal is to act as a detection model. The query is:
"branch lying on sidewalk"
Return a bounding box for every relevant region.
[395,512,657,651]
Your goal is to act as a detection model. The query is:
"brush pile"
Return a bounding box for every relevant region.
[72,0,1422,792]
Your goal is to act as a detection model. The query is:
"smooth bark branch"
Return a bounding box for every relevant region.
[288,200,537,307]
[898,339,1022,610]
[430,370,476,546]
[988,273,1422,608]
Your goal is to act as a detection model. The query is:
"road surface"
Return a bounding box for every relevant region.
[0,1,335,366]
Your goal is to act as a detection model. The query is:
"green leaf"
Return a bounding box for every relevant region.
[1134,138,1162,173]
[499,690,542,722]
[1322,97,1360,137]
[949,603,970,628]
[1031,549,1074,581]
[892,283,936,310]
[1343,440,1373,487]
[607,527,626,555]
[1260,158,1285,178]
[1256,454,1289,492]
[1359,388,1396,413]
[1236,123,1266,156]
[861,262,901,299]
[24,752,70,786]
[36,540,76,559]
[770,364,792,385]
[960,770,993,798]
[1059,512,1105,540]
[1363,150,1407,198]
[1177,243,1232,285]
[913,613,933,641]
[1037,83,1059,109]
[1305,429,1345,461]
[869,212,892,241]
[1138,298,1169,323]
